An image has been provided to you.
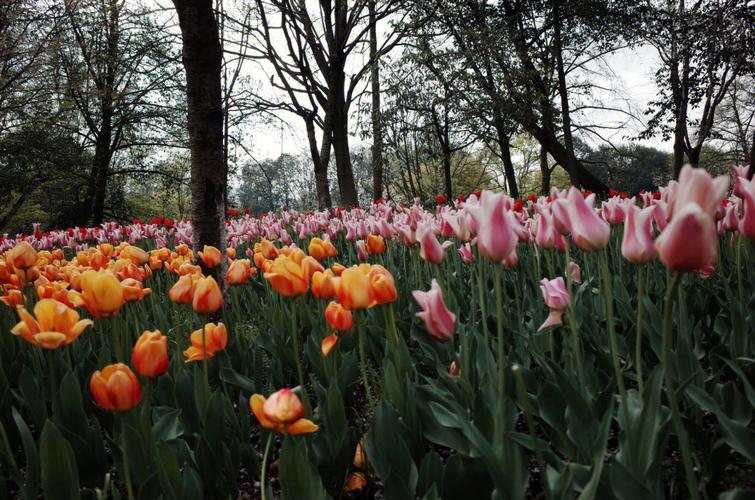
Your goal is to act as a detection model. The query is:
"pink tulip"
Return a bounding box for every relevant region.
[740,187,755,240]
[356,240,368,262]
[417,222,451,264]
[553,187,610,251]
[621,205,656,264]
[503,249,518,268]
[458,243,474,263]
[656,204,719,272]
[567,262,582,283]
[732,165,749,198]
[538,277,569,332]
[412,279,456,342]
[449,361,459,377]
[656,166,728,272]
[466,190,517,261]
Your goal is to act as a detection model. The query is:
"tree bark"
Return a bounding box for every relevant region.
[369,0,384,202]
[552,0,580,187]
[748,128,754,180]
[304,115,332,209]
[172,0,227,279]
[332,79,359,207]
[540,145,551,195]
[493,112,519,199]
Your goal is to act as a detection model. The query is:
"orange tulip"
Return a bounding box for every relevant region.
[301,256,324,279]
[183,322,228,361]
[321,333,338,356]
[311,270,336,299]
[168,274,195,304]
[366,234,386,255]
[98,243,114,257]
[192,275,223,314]
[198,245,223,268]
[369,265,398,304]
[120,245,149,265]
[132,330,168,378]
[176,243,191,256]
[324,239,338,258]
[308,237,329,261]
[121,278,152,302]
[263,256,309,297]
[336,265,374,310]
[226,258,254,285]
[89,251,110,271]
[254,239,278,260]
[90,363,141,411]
[0,289,24,307]
[80,270,124,318]
[9,241,37,270]
[331,262,346,276]
[249,389,318,435]
[226,247,237,260]
[253,252,266,269]
[11,299,93,349]
[325,301,354,331]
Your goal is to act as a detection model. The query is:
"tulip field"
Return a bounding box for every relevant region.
[0,165,754,499]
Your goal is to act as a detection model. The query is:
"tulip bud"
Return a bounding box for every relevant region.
[183,322,228,361]
[169,274,195,304]
[198,245,223,268]
[9,241,37,270]
[132,330,168,378]
[192,276,223,314]
[336,265,374,310]
[90,363,142,411]
[312,270,336,299]
[263,256,309,297]
[412,279,456,342]
[366,234,386,255]
[80,270,124,318]
[325,301,354,331]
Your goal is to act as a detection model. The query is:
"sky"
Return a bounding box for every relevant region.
[247,44,673,163]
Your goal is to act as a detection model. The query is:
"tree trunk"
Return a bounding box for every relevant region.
[172,0,227,279]
[540,145,551,195]
[672,104,687,178]
[442,144,452,202]
[369,0,384,202]
[748,129,754,180]
[493,112,519,198]
[552,0,580,187]
[305,116,332,209]
[332,78,359,207]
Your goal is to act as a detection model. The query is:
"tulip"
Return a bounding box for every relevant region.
[121,278,152,302]
[336,265,374,310]
[198,245,223,268]
[80,269,125,318]
[312,270,336,299]
[249,388,318,434]
[168,274,195,304]
[656,166,728,272]
[90,363,141,411]
[567,262,582,284]
[183,322,228,361]
[263,256,309,297]
[321,333,338,356]
[538,277,569,331]
[740,184,755,240]
[356,240,368,262]
[226,247,236,260]
[621,205,656,264]
[412,279,456,342]
[0,289,24,307]
[9,241,37,270]
[553,188,610,251]
[301,256,325,279]
[226,258,254,285]
[656,204,720,272]
[120,245,149,265]
[11,299,93,349]
[132,330,168,378]
[192,275,223,314]
[449,361,459,377]
[325,301,354,331]
[308,237,329,261]
[99,243,115,257]
[458,243,474,263]
[467,190,517,261]
[417,222,451,264]
[369,265,397,304]
[366,234,386,254]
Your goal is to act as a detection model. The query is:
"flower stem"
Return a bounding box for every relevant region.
[598,249,627,401]
[564,240,585,389]
[120,416,135,500]
[493,264,506,432]
[662,272,700,500]
[46,350,60,423]
[290,299,310,415]
[201,320,209,389]
[357,310,374,412]
[260,432,273,500]
[635,265,646,396]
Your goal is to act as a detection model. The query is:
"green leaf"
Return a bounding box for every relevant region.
[12,408,40,499]
[279,435,328,500]
[40,419,80,500]
[153,407,184,441]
